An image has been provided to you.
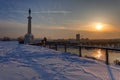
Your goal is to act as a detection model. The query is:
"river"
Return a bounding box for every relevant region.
[56,46,120,64]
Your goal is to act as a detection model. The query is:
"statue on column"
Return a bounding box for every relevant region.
[24,8,34,44]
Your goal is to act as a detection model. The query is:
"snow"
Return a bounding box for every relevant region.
[0,41,120,80]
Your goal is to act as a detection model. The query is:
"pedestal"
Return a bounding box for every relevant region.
[24,33,34,44]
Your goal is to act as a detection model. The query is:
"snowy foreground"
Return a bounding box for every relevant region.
[0,41,120,80]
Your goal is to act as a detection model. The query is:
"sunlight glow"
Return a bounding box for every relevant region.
[95,49,102,59]
[96,23,103,31]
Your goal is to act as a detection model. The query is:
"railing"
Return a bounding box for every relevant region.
[47,43,120,65]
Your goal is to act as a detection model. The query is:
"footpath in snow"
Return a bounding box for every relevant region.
[0,41,120,80]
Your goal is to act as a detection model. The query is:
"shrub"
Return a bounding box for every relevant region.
[17,36,24,44]
[114,59,120,65]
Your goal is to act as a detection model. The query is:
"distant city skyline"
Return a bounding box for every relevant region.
[0,0,120,39]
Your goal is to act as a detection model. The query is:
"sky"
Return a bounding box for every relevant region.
[0,0,120,39]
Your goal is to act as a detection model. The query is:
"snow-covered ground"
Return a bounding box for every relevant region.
[0,41,120,80]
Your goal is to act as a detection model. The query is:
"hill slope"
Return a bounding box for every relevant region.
[0,41,120,80]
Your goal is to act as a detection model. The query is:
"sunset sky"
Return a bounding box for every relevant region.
[0,0,120,39]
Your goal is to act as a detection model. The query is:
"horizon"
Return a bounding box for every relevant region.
[0,0,120,39]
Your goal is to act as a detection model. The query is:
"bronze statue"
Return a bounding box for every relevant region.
[29,8,31,16]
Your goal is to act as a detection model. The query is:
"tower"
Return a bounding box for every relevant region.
[76,34,80,41]
[24,9,34,44]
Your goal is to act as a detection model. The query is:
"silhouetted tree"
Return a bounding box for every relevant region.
[43,37,47,42]
[2,37,10,41]
[42,37,47,47]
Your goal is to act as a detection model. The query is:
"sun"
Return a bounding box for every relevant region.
[96,23,103,30]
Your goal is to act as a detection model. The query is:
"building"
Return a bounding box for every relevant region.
[76,34,80,41]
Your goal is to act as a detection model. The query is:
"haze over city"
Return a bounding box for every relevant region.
[0,0,120,39]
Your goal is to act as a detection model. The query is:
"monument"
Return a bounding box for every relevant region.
[24,9,34,44]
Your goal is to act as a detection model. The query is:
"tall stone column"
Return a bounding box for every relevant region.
[28,9,32,34]
[24,9,34,44]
